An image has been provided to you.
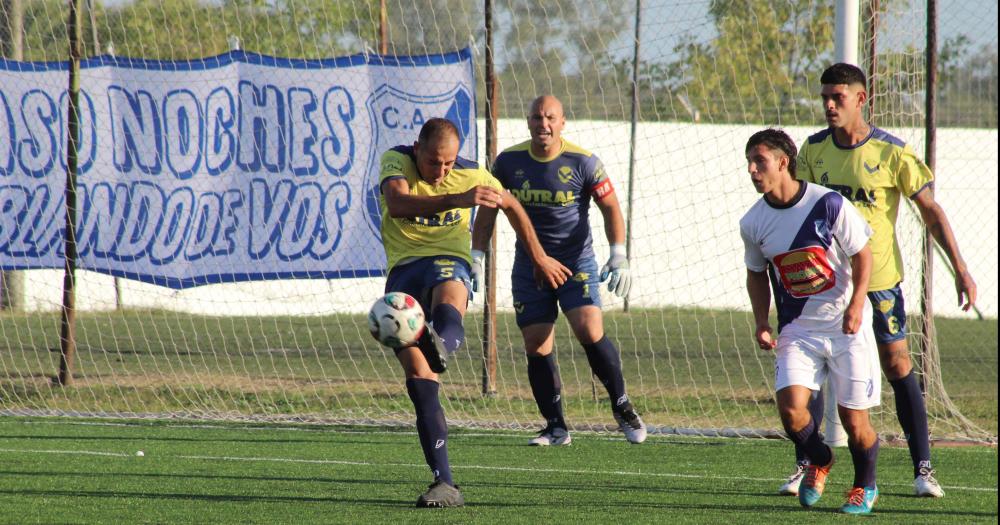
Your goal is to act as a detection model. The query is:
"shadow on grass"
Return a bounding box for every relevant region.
[0,469,413,487]
[1,486,995,518]
[2,466,995,519]
[0,487,410,507]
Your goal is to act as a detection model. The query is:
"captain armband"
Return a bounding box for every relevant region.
[592,178,615,200]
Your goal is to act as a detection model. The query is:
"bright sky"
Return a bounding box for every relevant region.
[618,0,998,64]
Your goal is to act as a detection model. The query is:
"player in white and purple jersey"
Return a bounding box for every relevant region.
[740,129,881,515]
[472,95,646,446]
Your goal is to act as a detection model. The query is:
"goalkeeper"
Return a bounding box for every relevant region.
[378,118,570,508]
[472,95,647,446]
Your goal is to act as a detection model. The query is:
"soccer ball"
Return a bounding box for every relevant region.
[368,292,426,348]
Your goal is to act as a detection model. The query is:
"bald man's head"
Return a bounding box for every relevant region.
[527,95,565,157]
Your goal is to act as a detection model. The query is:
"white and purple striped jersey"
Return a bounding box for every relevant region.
[740,182,873,334]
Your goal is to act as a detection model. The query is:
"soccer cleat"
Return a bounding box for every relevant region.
[840,486,878,515]
[416,480,464,508]
[613,408,647,444]
[528,425,572,446]
[417,324,448,373]
[914,468,945,497]
[778,463,808,496]
[798,457,834,508]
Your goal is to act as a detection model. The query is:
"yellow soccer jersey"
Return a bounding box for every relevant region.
[378,145,502,270]
[798,127,934,291]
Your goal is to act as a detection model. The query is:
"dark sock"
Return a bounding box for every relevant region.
[582,336,632,414]
[405,378,452,485]
[890,372,932,477]
[787,417,833,467]
[527,353,565,428]
[849,439,880,489]
[431,303,465,355]
[795,390,825,465]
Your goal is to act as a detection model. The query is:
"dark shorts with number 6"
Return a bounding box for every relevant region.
[867,284,907,344]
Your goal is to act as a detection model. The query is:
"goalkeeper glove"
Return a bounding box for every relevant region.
[599,244,631,298]
[470,249,486,297]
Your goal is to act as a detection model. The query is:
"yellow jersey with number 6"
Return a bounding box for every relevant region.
[797,127,933,292]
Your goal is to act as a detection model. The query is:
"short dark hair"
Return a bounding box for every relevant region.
[821,63,867,87]
[745,128,797,177]
[417,118,460,144]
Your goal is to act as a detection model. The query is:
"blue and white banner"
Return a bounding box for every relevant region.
[0,49,476,288]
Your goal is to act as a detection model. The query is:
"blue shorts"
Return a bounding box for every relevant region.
[511,257,601,328]
[867,284,907,344]
[385,255,472,314]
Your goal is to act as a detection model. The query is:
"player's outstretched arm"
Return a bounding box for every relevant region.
[382,179,503,219]
[496,192,572,289]
[746,269,776,350]
[470,206,502,295]
[844,244,873,335]
[471,205,500,253]
[595,190,631,297]
[912,187,978,311]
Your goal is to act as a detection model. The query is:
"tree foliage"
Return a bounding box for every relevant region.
[2,0,995,127]
[8,0,377,61]
[937,38,998,128]
[663,0,835,125]
[493,0,631,119]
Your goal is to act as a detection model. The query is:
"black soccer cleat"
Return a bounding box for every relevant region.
[417,324,448,373]
[613,408,647,444]
[416,480,464,508]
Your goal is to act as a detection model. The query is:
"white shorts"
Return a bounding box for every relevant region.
[774,324,881,410]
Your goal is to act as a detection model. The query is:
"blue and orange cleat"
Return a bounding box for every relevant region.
[840,486,878,515]
[798,457,834,508]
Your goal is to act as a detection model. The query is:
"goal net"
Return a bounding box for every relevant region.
[0,0,995,442]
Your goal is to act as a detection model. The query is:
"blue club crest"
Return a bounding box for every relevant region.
[362,84,475,241]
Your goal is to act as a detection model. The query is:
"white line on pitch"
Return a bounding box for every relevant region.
[0,448,132,458]
[16,419,778,444]
[16,420,997,450]
[0,447,995,494]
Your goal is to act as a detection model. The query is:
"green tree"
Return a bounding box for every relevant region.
[18,0,71,61]
[665,0,834,125]
[12,0,378,61]
[380,0,632,120]
[383,0,482,56]
[492,0,631,120]
[938,37,998,128]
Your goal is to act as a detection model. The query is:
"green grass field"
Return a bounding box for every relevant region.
[0,417,995,524]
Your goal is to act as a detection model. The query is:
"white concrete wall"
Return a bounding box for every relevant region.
[18,121,998,318]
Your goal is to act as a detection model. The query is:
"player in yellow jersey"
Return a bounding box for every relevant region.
[780,63,977,498]
[377,118,571,508]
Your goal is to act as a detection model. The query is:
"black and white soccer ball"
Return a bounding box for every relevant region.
[367,292,426,348]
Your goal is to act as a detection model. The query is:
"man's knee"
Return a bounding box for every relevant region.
[778,404,811,432]
[396,347,438,380]
[840,407,877,447]
[566,306,604,344]
[525,345,550,357]
[840,410,869,434]
[777,386,815,431]
[878,340,912,379]
[522,324,555,356]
